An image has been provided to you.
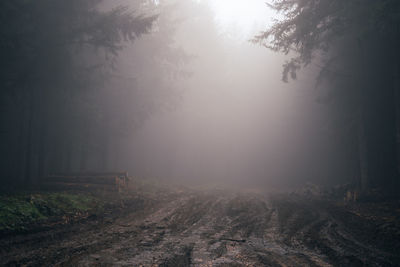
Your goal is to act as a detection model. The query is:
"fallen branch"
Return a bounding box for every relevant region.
[219,238,246,243]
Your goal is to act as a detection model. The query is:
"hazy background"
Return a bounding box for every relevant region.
[0,0,351,189]
[113,0,345,187]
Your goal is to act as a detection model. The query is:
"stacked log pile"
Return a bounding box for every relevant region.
[42,172,130,192]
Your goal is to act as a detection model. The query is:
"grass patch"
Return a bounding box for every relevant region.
[0,192,104,233]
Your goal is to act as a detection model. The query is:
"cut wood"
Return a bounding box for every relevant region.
[42,172,130,192]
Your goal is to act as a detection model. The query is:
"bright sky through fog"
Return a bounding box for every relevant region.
[205,0,274,39]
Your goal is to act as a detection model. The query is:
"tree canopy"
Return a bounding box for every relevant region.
[254,0,400,82]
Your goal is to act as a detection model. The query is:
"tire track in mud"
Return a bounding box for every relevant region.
[1,191,399,266]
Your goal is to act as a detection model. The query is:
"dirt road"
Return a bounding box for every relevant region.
[1,190,399,266]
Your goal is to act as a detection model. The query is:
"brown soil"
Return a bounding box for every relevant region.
[1,189,399,266]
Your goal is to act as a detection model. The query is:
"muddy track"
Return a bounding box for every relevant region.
[1,191,399,266]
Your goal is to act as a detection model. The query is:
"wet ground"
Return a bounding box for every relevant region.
[1,189,400,266]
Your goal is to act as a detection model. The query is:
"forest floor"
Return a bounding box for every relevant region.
[1,185,400,267]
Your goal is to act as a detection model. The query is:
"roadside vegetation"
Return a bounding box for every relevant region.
[0,191,104,235]
[0,177,174,236]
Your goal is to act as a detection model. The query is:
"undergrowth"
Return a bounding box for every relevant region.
[0,192,104,233]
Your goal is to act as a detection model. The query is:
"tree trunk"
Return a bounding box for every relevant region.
[37,90,48,181]
[79,129,90,171]
[15,92,28,184]
[112,140,120,171]
[24,90,35,185]
[356,40,369,193]
[64,142,73,172]
[392,59,400,193]
[357,108,369,192]
[100,134,110,172]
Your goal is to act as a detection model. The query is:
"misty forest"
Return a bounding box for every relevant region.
[1,0,400,266]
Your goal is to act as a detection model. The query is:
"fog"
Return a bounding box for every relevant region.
[0,0,363,190]
[112,0,343,187]
[2,1,400,265]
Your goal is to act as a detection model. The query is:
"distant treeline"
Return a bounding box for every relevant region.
[0,0,188,186]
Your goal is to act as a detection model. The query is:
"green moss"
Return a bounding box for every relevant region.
[0,192,103,232]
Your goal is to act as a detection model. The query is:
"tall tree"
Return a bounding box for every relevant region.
[0,0,156,185]
[254,0,400,195]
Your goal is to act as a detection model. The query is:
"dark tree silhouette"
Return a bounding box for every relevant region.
[255,0,400,195]
[0,0,156,186]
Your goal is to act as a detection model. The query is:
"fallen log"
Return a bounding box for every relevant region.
[219,238,246,243]
[43,176,120,185]
[52,172,128,177]
[41,182,120,191]
[42,172,130,192]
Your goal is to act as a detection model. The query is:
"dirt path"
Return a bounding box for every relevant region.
[1,190,399,266]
